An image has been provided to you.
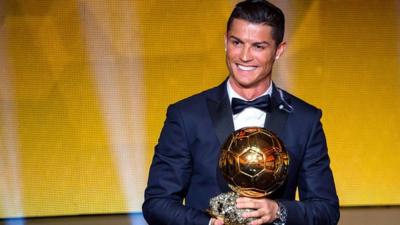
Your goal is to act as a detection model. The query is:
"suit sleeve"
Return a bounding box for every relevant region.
[279,110,340,225]
[142,105,210,225]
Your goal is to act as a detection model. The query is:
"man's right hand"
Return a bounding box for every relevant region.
[211,218,224,225]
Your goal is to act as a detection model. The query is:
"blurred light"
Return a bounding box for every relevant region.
[78,2,147,224]
[0,17,25,223]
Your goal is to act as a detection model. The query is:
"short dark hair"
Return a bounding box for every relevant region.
[227,0,285,45]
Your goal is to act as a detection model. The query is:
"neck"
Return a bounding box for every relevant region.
[228,77,271,100]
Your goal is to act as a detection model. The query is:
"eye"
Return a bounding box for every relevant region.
[231,39,240,46]
[254,45,266,50]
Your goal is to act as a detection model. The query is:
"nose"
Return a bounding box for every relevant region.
[240,46,253,62]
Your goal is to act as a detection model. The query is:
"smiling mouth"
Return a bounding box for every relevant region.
[237,64,257,71]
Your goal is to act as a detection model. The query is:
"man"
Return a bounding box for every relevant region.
[143,1,340,225]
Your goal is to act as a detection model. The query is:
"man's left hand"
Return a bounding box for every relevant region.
[236,197,279,225]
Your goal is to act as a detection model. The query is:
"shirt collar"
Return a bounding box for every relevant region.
[227,79,273,103]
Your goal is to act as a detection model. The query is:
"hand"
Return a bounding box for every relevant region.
[211,217,224,225]
[236,197,279,225]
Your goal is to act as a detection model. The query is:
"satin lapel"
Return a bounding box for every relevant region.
[265,107,288,137]
[264,85,289,137]
[206,81,234,193]
[207,89,234,146]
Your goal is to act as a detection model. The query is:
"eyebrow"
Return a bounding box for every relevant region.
[228,35,270,46]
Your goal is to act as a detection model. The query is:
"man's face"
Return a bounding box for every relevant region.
[225,19,285,91]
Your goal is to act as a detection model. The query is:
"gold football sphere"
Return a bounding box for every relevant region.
[219,127,289,198]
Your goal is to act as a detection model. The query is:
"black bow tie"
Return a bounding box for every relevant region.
[231,95,271,114]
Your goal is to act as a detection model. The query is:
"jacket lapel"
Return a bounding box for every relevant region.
[206,80,234,193]
[206,80,235,146]
[264,83,291,137]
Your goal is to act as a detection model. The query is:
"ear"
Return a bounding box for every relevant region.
[224,34,227,51]
[275,41,286,60]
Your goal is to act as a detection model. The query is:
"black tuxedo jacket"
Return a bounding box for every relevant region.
[143,80,339,225]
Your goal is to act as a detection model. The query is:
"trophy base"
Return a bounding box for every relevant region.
[208,192,256,225]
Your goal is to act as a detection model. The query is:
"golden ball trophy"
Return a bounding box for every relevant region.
[208,127,289,225]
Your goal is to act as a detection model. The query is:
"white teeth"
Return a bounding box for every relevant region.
[237,64,256,71]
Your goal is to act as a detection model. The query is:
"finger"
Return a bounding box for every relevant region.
[237,197,266,205]
[236,197,262,209]
[249,217,266,225]
[211,218,224,225]
[236,197,253,203]
[236,200,259,209]
[247,211,276,225]
[242,209,262,218]
[237,196,271,201]
[215,219,224,225]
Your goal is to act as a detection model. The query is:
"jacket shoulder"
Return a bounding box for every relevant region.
[169,83,224,111]
[280,88,320,111]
